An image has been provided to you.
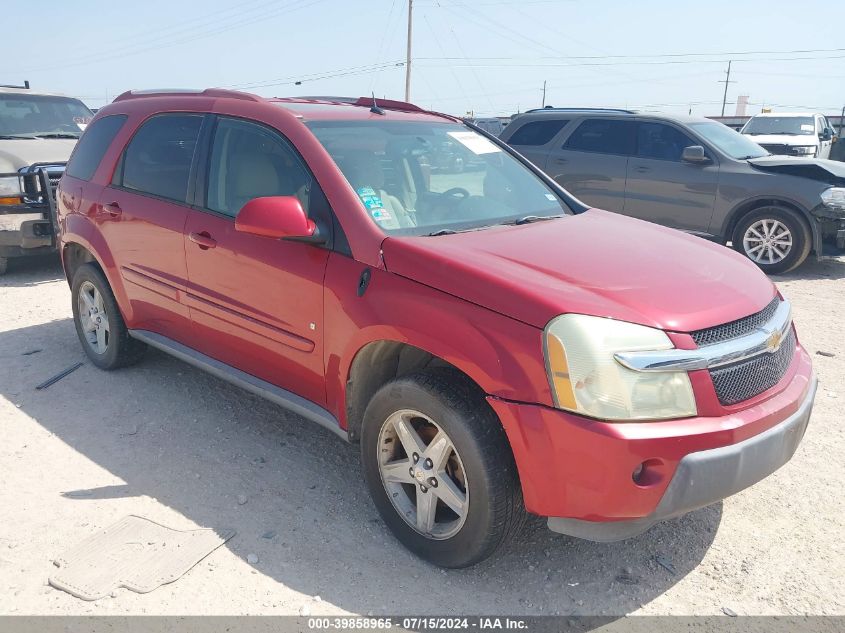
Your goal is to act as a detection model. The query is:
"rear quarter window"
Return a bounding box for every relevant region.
[507,119,569,146]
[65,115,128,181]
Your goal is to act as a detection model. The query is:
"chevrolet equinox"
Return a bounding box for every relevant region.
[57,90,817,567]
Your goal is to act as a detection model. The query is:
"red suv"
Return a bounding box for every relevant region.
[57,90,816,567]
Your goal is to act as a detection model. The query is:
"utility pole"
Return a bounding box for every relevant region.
[541,80,547,108]
[405,0,413,102]
[719,60,735,117]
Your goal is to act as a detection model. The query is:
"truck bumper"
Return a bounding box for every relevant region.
[0,215,55,258]
[487,345,815,540]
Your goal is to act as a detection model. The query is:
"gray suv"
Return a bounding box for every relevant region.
[499,108,845,273]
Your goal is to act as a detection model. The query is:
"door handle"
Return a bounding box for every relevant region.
[634,166,651,173]
[189,231,217,250]
[103,201,122,218]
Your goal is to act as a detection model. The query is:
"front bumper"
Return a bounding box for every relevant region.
[487,344,815,539]
[0,215,54,257]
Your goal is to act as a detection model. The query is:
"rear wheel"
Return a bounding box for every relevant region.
[361,368,525,567]
[71,263,146,369]
[732,206,811,274]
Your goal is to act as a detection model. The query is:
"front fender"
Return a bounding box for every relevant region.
[322,254,552,428]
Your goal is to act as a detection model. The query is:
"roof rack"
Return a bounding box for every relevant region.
[287,95,426,113]
[0,81,30,89]
[112,88,263,103]
[524,107,636,114]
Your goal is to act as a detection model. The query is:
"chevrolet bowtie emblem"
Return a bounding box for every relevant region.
[765,329,784,352]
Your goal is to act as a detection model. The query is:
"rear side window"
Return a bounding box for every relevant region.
[507,119,568,146]
[564,119,636,156]
[65,115,127,181]
[117,114,203,203]
[636,122,696,162]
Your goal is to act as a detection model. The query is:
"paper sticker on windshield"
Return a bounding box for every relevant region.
[447,131,501,155]
[370,208,393,222]
[74,116,92,131]
[357,186,384,211]
[545,193,557,201]
[800,124,814,132]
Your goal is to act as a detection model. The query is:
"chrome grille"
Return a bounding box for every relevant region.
[709,329,796,405]
[691,297,780,347]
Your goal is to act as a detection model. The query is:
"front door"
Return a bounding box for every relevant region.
[100,113,204,341]
[624,121,719,233]
[183,116,330,406]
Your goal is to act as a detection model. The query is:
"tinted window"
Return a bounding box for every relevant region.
[564,119,635,155]
[206,117,312,218]
[507,119,568,146]
[636,122,696,161]
[119,114,202,202]
[65,115,127,181]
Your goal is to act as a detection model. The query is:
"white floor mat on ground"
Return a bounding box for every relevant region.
[49,515,235,600]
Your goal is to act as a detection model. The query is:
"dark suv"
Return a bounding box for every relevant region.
[500,108,845,273]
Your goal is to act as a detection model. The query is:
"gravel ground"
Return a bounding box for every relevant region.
[0,253,842,616]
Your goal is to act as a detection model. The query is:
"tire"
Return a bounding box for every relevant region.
[71,263,146,369]
[732,205,811,274]
[0,257,7,275]
[360,368,526,567]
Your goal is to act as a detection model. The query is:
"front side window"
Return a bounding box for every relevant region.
[66,115,127,181]
[0,94,93,139]
[206,117,312,218]
[564,119,636,156]
[689,121,768,160]
[307,120,569,236]
[636,122,696,162]
[742,116,815,136]
[118,114,202,203]
[507,119,568,146]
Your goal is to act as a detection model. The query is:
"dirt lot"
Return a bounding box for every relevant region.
[0,254,843,617]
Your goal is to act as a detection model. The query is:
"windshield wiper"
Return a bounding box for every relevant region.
[512,214,565,225]
[34,133,80,139]
[0,134,38,139]
[427,228,458,236]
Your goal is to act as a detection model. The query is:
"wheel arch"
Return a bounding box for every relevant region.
[723,196,816,251]
[344,339,493,444]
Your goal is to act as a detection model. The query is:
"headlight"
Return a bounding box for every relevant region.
[0,175,22,200]
[544,314,696,421]
[792,146,817,156]
[821,187,845,211]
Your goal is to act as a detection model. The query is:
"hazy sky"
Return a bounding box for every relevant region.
[4,0,843,117]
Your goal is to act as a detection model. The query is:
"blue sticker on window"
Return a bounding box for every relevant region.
[357,187,384,211]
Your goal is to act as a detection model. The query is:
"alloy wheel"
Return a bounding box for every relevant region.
[743,219,793,264]
[377,409,469,540]
[77,280,110,355]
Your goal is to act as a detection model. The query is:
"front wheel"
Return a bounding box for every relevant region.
[732,206,811,274]
[361,369,526,568]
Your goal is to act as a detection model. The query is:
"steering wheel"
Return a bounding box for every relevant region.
[440,187,471,201]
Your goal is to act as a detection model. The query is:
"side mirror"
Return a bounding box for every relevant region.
[235,196,324,243]
[821,129,832,141]
[681,145,709,164]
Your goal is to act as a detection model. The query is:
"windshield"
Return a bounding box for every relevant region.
[0,94,93,139]
[306,120,569,235]
[742,116,815,136]
[688,121,768,160]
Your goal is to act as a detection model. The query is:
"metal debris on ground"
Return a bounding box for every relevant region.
[816,350,836,357]
[22,349,42,356]
[655,555,677,575]
[35,362,83,390]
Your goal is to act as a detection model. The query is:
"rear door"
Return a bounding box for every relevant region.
[183,115,330,406]
[504,118,570,168]
[624,121,719,233]
[545,118,635,212]
[100,113,203,341]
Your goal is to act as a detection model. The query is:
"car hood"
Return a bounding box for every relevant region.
[742,133,817,147]
[747,155,845,186]
[0,138,77,171]
[381,210,776,332]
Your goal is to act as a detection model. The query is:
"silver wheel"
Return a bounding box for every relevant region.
[742,219,793,264]
[77,280,110,355]
[377,409,469,540]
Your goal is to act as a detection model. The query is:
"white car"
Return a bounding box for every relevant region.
[741,112,836,159]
